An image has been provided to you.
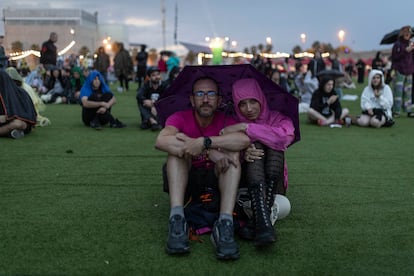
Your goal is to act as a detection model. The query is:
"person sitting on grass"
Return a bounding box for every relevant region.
[355,69,394,128]
[136,67,165,131]
[307,76,349,126]
[5,67,51,127]
[221,78,295,247]
[40,66,69,104]
[155,77,250,260]
[0,70,36,139]
[79,70,126,130]
[67,66,84,104]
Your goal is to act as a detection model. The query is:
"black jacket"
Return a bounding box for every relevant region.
[310,88,342,119]
[40,39,57,65]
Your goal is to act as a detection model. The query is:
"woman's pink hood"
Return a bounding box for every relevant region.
[232,78,270,124]
[231,78,295,152]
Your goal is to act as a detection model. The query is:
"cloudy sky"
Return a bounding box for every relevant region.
[1,0,413,53]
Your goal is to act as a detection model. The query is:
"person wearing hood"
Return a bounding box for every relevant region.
[67,66,84,104]
[222,78,295,247]
[356,69,394,128]
[0,70,36,139]
[80,70,126,129]
[307,76,349,126]
[5,67,51,127]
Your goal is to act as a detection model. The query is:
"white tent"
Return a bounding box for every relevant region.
[157,44,189,58]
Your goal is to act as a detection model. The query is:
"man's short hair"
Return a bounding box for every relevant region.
[191,77,220,95]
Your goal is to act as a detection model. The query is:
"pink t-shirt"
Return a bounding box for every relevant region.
[166,109,238,167]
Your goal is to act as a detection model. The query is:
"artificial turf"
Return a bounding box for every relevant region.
[1,78,413,275]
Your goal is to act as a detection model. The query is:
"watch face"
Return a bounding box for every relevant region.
[204,137,212,149]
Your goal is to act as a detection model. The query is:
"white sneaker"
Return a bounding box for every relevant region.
[117,87,123,93]
[54,96,63,104]
[10,129,25,139]
[40,94,52,103]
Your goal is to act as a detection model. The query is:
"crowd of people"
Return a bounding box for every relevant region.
[251,25,414,128]
[1,26,413,262]
[0,32,185,137]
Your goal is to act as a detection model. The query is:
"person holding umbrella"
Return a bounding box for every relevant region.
[155,77,250,260]
[391,25,414,117]
[222,78,295,247]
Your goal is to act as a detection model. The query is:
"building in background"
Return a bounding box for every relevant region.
[1,8,130,68]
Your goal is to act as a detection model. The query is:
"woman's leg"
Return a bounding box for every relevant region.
[370,115,385,128]
[246,142,275,246]
[265,148,285,199]
[356,114,371,127]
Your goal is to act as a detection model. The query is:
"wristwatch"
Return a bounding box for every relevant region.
[203,136,212,149]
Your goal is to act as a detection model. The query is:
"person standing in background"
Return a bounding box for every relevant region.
[113,42,133,92]
[391,25,414,117]
[94,46,110,84]
[158,53,168,81]
[372,51,385,71]
[136,44,148,88]
[355,58,366,84]
[40,32,58,70]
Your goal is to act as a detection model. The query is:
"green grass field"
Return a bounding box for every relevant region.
[1,78,413,275]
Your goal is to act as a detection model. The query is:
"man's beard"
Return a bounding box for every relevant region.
[196,104,215,118]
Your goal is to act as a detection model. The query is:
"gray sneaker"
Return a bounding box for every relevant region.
[165,215,190,255]
[210,219,240,260]
[10,129,25,139]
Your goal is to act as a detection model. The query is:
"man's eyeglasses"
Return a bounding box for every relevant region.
[193,91,219,99]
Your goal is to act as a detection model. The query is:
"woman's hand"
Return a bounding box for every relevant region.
[327,95,338,105]
[220,123,247,135]
[244,143,264,162]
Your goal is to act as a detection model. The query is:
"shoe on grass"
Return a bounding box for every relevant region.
[90,118,102,130]
[165,215,190,255]
[10,129,25,139]
[110,119,126,128]
[210,219,240,260]
[151,123,162,131]
[140,121,151,130]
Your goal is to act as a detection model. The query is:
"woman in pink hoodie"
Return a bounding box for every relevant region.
[222,78,295,247]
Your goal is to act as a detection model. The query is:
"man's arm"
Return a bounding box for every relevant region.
[81,96,116,109]
[176,132,250,158]
[155,125,185,157]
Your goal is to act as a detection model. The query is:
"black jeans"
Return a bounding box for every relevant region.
[81,93,115,126]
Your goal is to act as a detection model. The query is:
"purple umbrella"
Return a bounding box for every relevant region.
[155,64,300,145]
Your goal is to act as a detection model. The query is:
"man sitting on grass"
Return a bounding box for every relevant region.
[155,77,250,260]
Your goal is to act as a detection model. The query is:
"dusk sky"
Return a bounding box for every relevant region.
[1,0,413,53]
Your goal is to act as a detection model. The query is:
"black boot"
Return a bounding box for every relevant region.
[250,183,276,247]
[265,180,276,215]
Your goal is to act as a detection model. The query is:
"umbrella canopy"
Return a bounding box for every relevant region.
[317,69,345,79]
[155,64,300,145]
[380,26,414,45]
